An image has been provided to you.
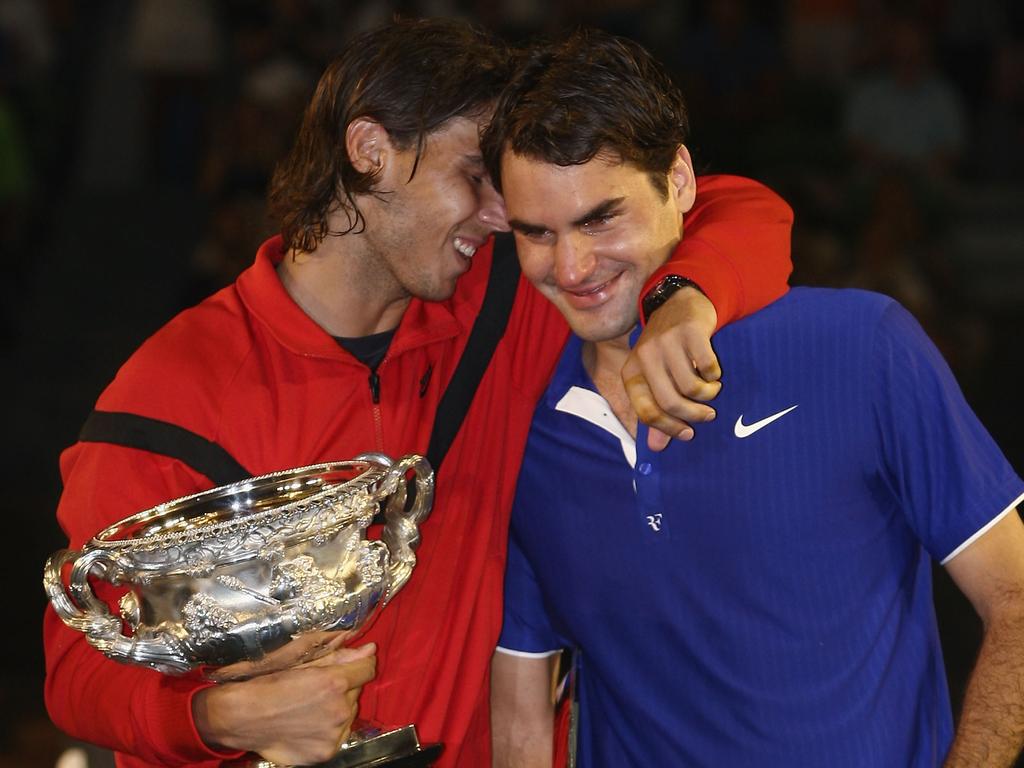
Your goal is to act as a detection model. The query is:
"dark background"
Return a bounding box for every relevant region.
[2,1,1021,765]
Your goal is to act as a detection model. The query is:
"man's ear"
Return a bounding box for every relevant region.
[345,117,390,176]
[669,144,697,215]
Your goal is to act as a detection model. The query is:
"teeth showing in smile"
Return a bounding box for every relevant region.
[567,278,613,297]
[453,237,477,258]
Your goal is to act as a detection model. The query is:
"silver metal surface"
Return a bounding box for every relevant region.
[44,454,434,675]
[316,724,420,767]
[243,724,435,768]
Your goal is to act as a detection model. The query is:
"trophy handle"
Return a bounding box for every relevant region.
[44,549,122,633]
[43,548,192,673]
[375,454,434,604]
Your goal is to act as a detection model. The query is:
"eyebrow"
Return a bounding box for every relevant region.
[508,197,625,235]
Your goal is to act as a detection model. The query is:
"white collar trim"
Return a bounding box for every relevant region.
[554,385,637,468]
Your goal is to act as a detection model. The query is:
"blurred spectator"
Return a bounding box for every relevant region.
[784,0,861,86]
[935,0,1007,114]
[0,3,47,349]
[975,40,1024,183]
[0,32,32,251]
[843,13,965,182]
[187,183,272,302]
[472,0,552,38]
[128,0,223,187]
[0,0,53,81]
[0,0,50,223]
[570,0,685,58]
[678,0,783,173]
[789,225,850,288]
[198,47,314,204]
[838,11,967,336]
[192,3,317,295]
[849,172,944,324]
[844,168,991,380]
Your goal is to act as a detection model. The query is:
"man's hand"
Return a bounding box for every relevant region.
[194,641,377,765]
[623,286,722,451]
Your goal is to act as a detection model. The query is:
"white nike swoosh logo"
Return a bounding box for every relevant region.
[734,405,799,438]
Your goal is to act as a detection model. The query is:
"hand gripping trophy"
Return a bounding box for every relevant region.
[44,453,441,768]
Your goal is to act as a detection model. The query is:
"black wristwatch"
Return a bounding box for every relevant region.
[641,274,704,323]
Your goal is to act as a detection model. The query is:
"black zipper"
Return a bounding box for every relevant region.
[368,370,381,404]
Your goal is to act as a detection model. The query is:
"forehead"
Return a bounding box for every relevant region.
[500,151,641,217]
[421,115,487,159]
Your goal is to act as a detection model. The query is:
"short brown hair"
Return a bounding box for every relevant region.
[482,29,689,198]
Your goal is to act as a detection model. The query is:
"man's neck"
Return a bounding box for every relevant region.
[277,236,410,338]
[582,330,638,439]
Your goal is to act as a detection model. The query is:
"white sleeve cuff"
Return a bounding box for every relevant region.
[494,645,562,659]
[940,490,1024,565]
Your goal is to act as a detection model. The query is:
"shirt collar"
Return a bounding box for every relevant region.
[544,327,642,408]
[236,235,461,362]
[543,328,651,466]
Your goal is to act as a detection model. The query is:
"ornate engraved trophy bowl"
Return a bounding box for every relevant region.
[44,453,434,676]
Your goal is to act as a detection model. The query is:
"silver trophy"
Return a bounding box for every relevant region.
[44,453,442,768]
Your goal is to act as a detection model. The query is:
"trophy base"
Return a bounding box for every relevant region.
[243,723,443,768]
[308,724,443,768]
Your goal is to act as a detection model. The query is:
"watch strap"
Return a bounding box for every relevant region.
[641,274,703,324]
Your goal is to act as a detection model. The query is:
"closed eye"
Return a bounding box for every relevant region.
[522,229,554,243]
[462,155,488,186]
[509,221,554,241]
[581,213,617,232]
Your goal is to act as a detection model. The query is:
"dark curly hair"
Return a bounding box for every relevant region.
[268,18,511,253]
[482,28,689,199]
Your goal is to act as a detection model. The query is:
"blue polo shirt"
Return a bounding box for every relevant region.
[498,288,1024,768]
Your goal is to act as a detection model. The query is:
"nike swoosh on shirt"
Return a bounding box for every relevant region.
[734,405,799,438]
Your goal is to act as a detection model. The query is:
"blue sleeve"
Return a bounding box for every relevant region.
[498,525,563,655]
[872,301,1024,562]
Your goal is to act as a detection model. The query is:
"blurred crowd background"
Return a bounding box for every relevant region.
[2,1,1021,765]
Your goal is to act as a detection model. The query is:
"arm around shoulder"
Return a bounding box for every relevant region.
[648,174,793,330]
[625,176,793,446]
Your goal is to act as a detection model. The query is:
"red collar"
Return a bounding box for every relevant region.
[237,236,464,362]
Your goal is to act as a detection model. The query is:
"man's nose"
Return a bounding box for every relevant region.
[478,181,510,232]
[554,234,595,287]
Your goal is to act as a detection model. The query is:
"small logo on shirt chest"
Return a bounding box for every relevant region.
[733,404,799,438]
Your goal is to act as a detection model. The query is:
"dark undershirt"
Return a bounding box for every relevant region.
[334,329,396,371]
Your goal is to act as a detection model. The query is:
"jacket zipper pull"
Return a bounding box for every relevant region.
[368,371,381,404]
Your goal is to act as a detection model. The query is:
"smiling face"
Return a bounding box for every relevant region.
[357,115,508,304]
[502,147,695,344]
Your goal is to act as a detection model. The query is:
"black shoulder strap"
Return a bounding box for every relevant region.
[77,233,520,488]
[78,410,251,486]
[426,232,520,473]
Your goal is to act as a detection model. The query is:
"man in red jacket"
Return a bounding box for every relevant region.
[43,18,792,768]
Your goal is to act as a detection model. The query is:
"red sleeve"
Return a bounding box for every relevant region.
[44,441,246,765]
[642,174,793,331]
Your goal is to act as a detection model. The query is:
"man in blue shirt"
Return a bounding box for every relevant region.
[481,30,1024,768]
